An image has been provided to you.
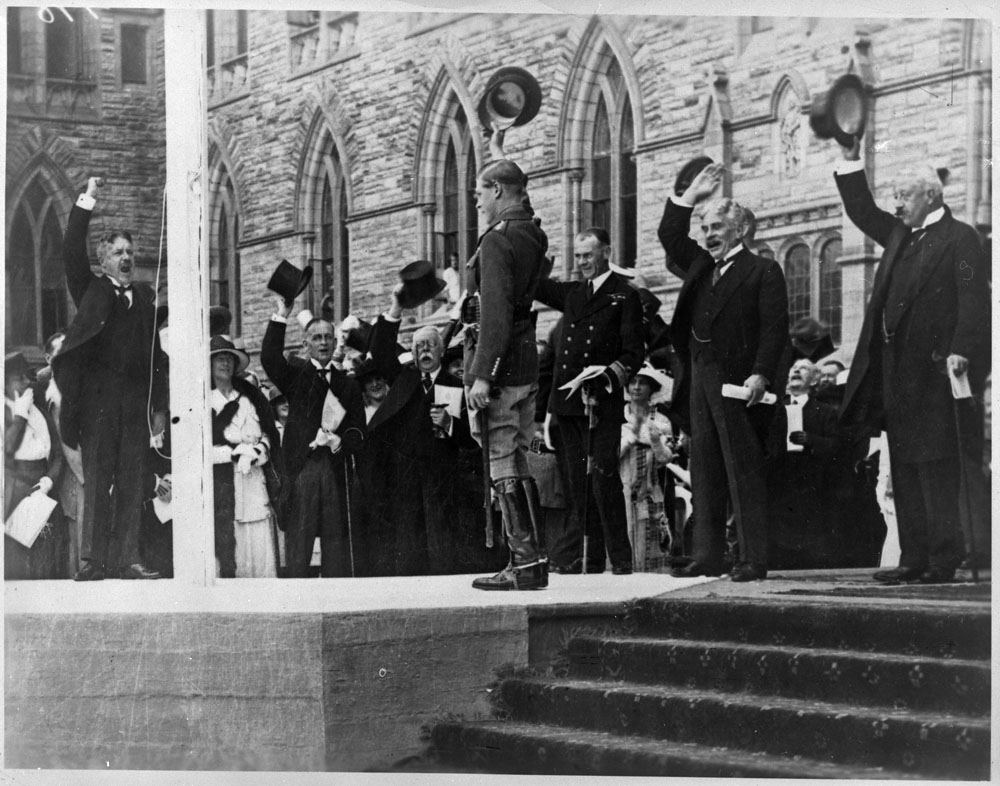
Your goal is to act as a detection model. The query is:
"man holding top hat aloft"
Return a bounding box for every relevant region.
[464,159,549,590]
[832,136,990,585]
[261,261,366,578]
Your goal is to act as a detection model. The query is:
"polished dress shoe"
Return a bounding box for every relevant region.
[73,564,105,582]
[553,559,582,575]
[671,562,722,578]
[873,566,924,585]
[611,564,633,575]
[730,563,767,582]
[918,566,955,584]
[120,563,161,580]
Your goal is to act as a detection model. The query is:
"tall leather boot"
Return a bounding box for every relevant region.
[472,477,548,591]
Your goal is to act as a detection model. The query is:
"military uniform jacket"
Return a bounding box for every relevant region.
[464,204,548,387]
[51,203,169,449]
[535,272,644,420]
[834,169,989,462]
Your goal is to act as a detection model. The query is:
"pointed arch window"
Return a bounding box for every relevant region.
[434,105,477,302]
[319,165,350,321]
[6,177,68,348]
[209,171,241,335]
[784,242,811,325]
[818,237,843,344]
[583,49,637,269]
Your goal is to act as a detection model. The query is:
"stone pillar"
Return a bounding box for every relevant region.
[566,168,585,279]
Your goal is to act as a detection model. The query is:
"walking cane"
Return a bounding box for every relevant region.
[581,394,597,574]
[479,407,495,548]
[344,455,356,578]
[952,399,979,583]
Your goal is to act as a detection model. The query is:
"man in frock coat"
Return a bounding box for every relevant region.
[262,299,366,577]
[52,177,168,581]
[357,285,493,576]
[534,227,644,575]
[658,162,789,582]
[834,139,990,584]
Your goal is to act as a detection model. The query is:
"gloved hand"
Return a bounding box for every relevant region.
[11,388,34,419]
[33,476,54,496]
[582,370,614,402]
[788,431,812,447]
[212,444,234,464]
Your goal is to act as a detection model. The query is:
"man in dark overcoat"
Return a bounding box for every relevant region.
[835,140,990,584]
[356,287,494,576]
[535,227,644,575]
[464,159,549,590]
[261,299,365,578]
[658,162,789,582]
[52,177,168,581]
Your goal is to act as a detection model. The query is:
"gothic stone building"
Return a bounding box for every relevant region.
[5,11,992,373]
[5,7,166,362]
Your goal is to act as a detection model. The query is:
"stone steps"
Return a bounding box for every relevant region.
[426,592,990,778]
[567,634,990,714]
[431,720,921,779]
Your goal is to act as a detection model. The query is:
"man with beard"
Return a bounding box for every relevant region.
[52,177,168,581]
[358,287,487,575]
[835,139,989,584]
[658,162,789,582]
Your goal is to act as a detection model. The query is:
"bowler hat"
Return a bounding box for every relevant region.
[209,334,250,376]
[790,317,836,361]
[209,305,232,337]
[809,74,867,148]
[267,260,313,303]
[4,351,33,381]
[674,156,713,197]
[478,67,542,131]
[398,260,447,310]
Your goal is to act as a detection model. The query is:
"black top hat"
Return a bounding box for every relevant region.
[809,74,867,148]
[267,260,314,303]
[789,316,836,361]
[398,260,447,310]
[478,67,543,131]
[674,156,714,197]
[4,351,33,382]
[209,334,250,376]
[209,305,232,337]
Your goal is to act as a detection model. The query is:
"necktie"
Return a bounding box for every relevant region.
[318,366,332,386]
[585,281,594,300]
[712,261,726,286]
[422,373,433,394]
[114,284,131,308]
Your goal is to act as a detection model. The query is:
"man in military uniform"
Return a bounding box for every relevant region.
[535,228,644,574]
[464,159,549,590]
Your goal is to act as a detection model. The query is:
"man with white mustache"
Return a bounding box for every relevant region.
[658,163,789,582]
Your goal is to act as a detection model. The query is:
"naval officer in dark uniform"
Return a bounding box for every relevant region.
[534,227,644,574]
[464,159,549,591]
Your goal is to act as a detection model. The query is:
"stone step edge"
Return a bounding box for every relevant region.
[639,594,992,614]
[569,633,992,669]
[504,675,992,729]
[432,719,922,780]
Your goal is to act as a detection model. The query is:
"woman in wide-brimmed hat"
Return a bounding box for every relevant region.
[619,363,676,572]
[210,335,282,578]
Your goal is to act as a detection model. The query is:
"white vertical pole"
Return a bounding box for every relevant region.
[164,9,214,585]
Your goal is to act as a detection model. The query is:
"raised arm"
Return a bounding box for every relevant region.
[64,177,103,307]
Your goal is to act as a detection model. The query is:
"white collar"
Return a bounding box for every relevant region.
[311,359,336,372]
[789,392,810,406]
[420,367,441,383]
[916,206,945,231]
[588,269,613,292]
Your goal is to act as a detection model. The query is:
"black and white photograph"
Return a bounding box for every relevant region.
[3,1,994,783]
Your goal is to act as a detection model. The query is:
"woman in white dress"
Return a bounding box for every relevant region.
[620,363,676,572]
[210,335,281,578]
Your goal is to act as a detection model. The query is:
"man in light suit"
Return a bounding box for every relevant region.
[534,227,644,575]
[835,139,989,584]
[52,177,168,581]
[262,300,366,578]
[658,163,789,582]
